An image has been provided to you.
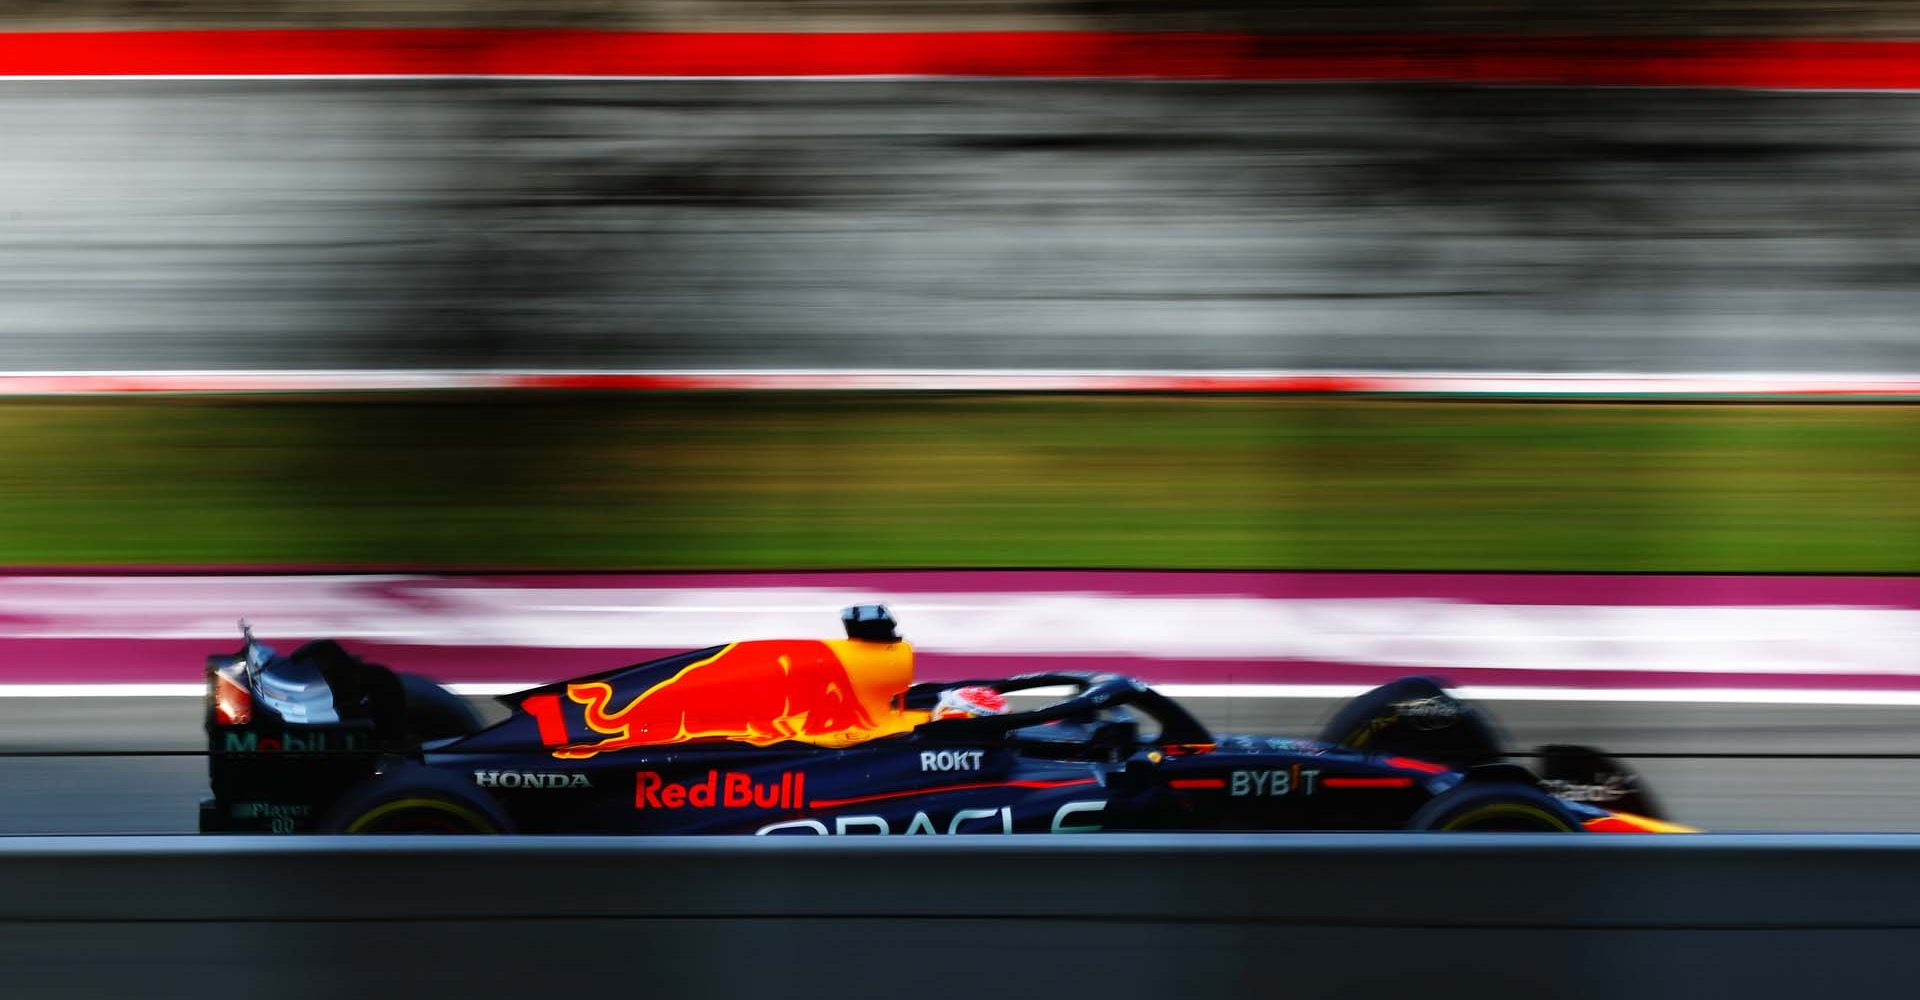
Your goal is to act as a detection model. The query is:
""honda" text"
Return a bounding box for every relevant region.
[474,770,591,789]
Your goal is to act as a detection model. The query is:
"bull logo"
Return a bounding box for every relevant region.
[551,641,884,759]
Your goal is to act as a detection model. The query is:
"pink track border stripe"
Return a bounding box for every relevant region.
[7,370,1920,397]
[2,32,1920,90]
[3,570,1918,695]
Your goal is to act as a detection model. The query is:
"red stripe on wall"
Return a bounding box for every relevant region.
[0,31,1918,89]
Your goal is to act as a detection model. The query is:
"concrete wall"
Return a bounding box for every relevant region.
[2,835,1920,998]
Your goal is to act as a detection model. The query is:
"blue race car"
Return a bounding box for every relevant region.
[201,606,1691,835]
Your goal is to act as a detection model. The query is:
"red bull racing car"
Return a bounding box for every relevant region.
[201,606,1692,835]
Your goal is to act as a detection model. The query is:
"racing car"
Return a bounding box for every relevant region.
[201,606,1692,835]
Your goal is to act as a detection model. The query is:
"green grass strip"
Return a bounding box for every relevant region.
[0,393,1915,572]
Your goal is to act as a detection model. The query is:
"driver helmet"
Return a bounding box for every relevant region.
[932,685,1008,720]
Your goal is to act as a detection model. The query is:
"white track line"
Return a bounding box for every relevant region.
[16,588,1919,676]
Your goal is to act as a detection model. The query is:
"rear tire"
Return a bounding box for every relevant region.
[320,766,511,834]
[1409,783,1582,833]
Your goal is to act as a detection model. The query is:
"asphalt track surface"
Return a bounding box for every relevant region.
[9,696,1918,835]
[6,81,1920,372]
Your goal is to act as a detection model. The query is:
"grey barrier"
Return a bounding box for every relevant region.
[0,833,1912,998]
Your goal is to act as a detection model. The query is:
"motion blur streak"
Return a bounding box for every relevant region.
[3,31,1920,88]
[3,571,1920,699]
[2,397,1913,572]
[7,84,1920,373]
[1,0,1918,861]
[12,371,1920,396]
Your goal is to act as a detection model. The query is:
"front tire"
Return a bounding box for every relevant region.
[1409,783,1582,832]
[320,766,511,834]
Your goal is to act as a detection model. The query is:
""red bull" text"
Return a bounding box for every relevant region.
[635,770,805,810]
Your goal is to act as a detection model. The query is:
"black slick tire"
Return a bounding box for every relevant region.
[1409,783,1582,833]
[320,766,511,834]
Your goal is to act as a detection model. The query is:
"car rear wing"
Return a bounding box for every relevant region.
[200,624,405,833]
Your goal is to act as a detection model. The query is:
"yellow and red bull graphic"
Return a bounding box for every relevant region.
[525,639,918,759]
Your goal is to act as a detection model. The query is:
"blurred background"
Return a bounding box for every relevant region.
[11,0,1920,32]
[2,5,1920,373]
[0,2,1917,834]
